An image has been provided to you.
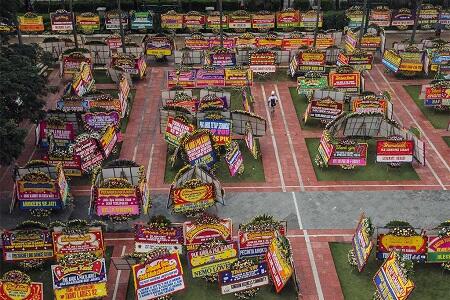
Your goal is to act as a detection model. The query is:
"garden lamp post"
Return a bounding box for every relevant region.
[118,0,127,53]
[312,0,321,48]
[411,0,423,44]
[69,0,79,48]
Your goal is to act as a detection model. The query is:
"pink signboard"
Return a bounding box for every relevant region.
[329,143,368,166]
[96,188,140,216]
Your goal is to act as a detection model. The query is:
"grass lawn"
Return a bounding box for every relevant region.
[191,88,245,111]
[403,85,450,129]
[254,69,295,82]
[164,140,265,183]
[330,243,450,300]
[0,246,113,299]
[93,70,115,84]
[305,138,420,181]
[289,87,323,130]
[125,256,298,300]
[443,136,450,147]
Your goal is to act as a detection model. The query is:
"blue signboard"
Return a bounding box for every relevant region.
[382,58,400,73]
[19,199,63,210]
[219,262,267,285]
[52,258,107,289]
[238,246,268,258]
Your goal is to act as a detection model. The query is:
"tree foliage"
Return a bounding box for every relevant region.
[0,118,26,166]
[0,44,48,123]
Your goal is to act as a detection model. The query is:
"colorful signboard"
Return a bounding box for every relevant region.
[132,253,185,300]
[188,242,238,278]
[185,38,209,50]
[382,50,402,73]
[299,10,322,29]
[373,252,415,300]
[183,14,205,30]
[307,99,343,122]
[352,214,373,272]
[52,227,104,258]
[161,13,183,29]
[183,218,232,251]
[376,233,427,262]
[52,258,107,289]
[54,283,107,300]
[228,15,251,29]
[206,15,229,29]
[99,125,118,158]
[352,98,387,114]
[76,13,100,33]
[238,225,286,258]
[265,235,293,293]
[297,51,326,73]
[134,224,183,254]
[251,14,275,30]
[1,229,53,261]
[376,141,414,163]
[399,52,423,72]
[225,142,243,177]
[337,52,374,70]
[131,11,153,30]
[82,111,120,132]
[245,123,258,159]
[73,137,103,173]
[96,187,140,216]
[72,62,94,97]
[171,184,215,214]
[16,181,64,210]
[427,236,450,262]
[184,132,217,168]
[369,7,391,27]
[46,155,82,177]
[18,13,44,32]
[0,281,43,300]
[105,11,129,30]
[391,9,414,29]
[346,8,363,29]
[359,36,382,51]
[51,10,73,31]
[195,68,225,87]
[63,53,91,75]
[297,76,328,94]
[146,36,172,56]
[165,116,195,147]
[249,52,276,73]
[224,68,253,87]
[424,86,450,106]
[328,72,361,93]
[167,70,197,88]
[418,7,439,29]
[276,10,300,28]
[207,52,237,67]
[198,119,231,146]
[218,262,269,294]
[328,143,368,166]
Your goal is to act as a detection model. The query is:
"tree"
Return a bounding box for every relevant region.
[0,44,48,123]
[0,0,21,44]
[0,118,27,166]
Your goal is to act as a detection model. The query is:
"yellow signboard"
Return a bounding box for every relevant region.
[54,283,107,300]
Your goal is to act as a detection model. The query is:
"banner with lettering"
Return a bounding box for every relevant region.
[183,218,232,251]
[146,36,173,56]
[382,50,402,73]
[376,141,414,163]
[206,15,229,29]
[51,10,73,31]
[1,229,54,261]
[131,11,153,30]
[18,13,44,32]
[188,242,238,278]
[265,234,293,293]
[276,10,300,28]
[251,13,275,30]
[218,262,269,294]
[52,259,107,289]
[229,14,251,29]
[52,227,104,259]
[54,283,107,300]
[95,187,139,217]
[183,131,217,168]
[329,72,361,93]
[161,13,183,29]
[198,119,232,146]
[352,214,373,272]
[134,224,183,254]
[195,68,225,87]
[183,14,205,30]
[132,253,185,300]
[0,281,43,300]
[299,10,322,29]
[238,225,286,258]
[76,13,100,33]
[427,236,450,262]
[171,184,215,214]
[376,233,427,262]
[225,142,243,176]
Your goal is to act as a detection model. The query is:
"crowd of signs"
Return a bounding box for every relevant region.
[6,4,450,35]
[162,87,265,214]
[1,224,108,300]
[131,215,297,299]
[0,214,298,300]
[11,54,143,215]
[351,214,450,300]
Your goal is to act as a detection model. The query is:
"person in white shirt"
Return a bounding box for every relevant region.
[267,91,278,114]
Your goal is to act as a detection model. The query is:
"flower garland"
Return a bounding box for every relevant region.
[18,259,45,270]
[240,214,282,233]
[15,221,48,230]
[2,270,31,284]
[193,213,221,225]
[385,220,417,237]
[100,177,133,189]
[347,249,358,268]
[437,221,450,238]
[21,171,51,182]
[395,251,415,279]
[197,239,227,282]
[30,208,52,218]
[147,215,172,229]
[24,160,51,168]
[231,259,261,299]
[60,252,97,267]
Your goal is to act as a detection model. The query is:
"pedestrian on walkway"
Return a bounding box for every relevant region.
[267,91,278,115]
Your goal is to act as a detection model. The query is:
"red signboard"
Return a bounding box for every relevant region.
[52,228,104,257]
[376,140,414,163]
[0,281,43,300]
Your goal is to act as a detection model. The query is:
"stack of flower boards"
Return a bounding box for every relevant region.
[51,223,107,300]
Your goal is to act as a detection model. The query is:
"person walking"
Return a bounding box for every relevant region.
[267,91,278,116]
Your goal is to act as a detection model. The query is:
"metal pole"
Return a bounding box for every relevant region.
[358,0,368,48]
[219,0,223,47]
[411,0,423,44]
[69,0,79,48]
[118,0,126,53]
[15,12,23,45]
[313,0,321,48]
